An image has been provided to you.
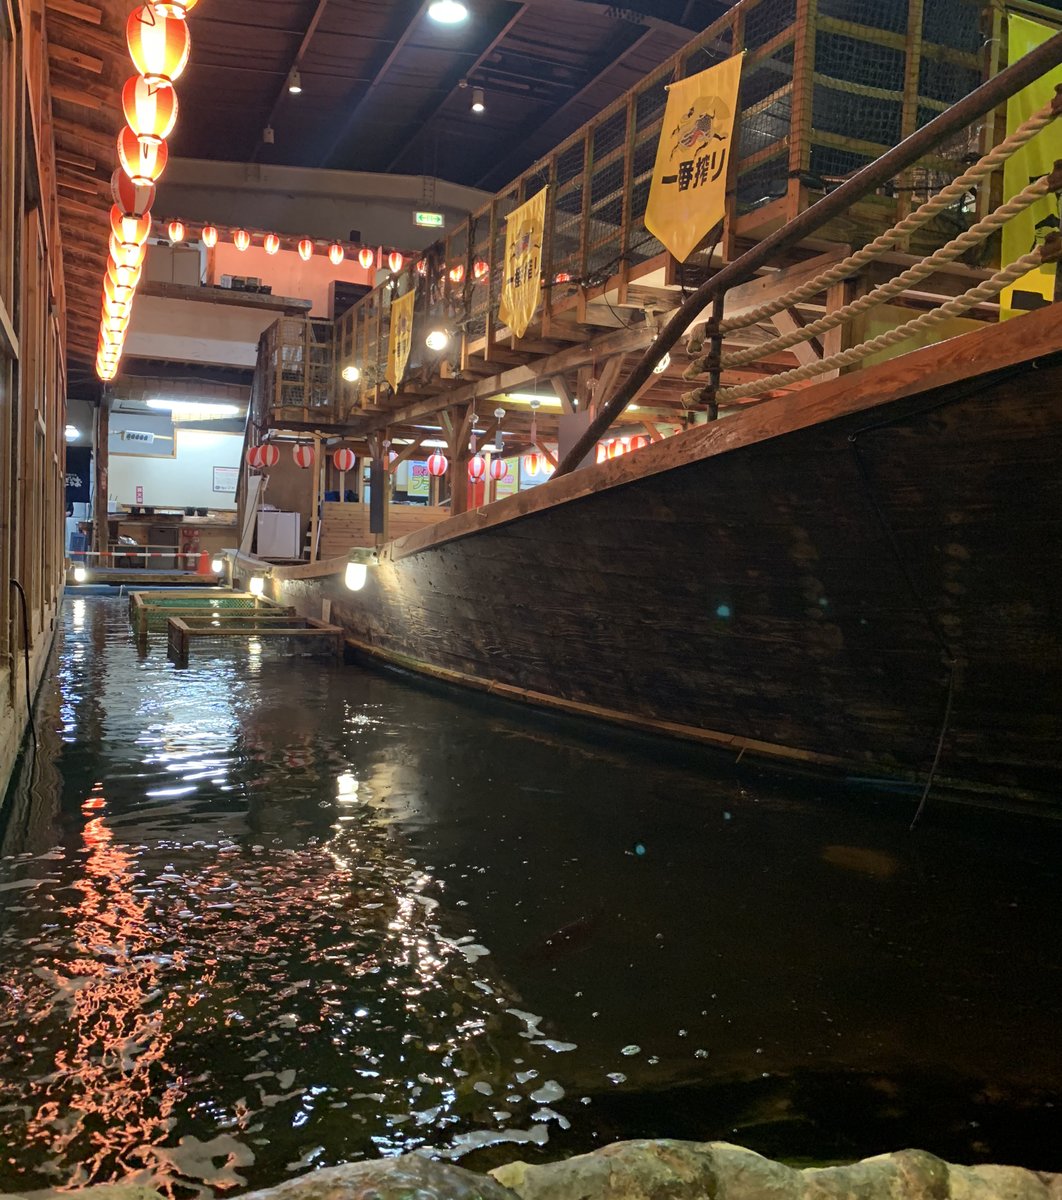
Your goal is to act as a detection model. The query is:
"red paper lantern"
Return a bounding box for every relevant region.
[264,233,280,255]
[473,259,489,280]
[328,242,344,266]
[110,168,154,216]
[298,238,313,261]
[595,443,608,465]
[468,453,486,482]
[246,445,263,469]
[233,228,251,251]
[333,448,356,472]
[201,224,218,248]
[110,205,151,249]
[427,451,448,477]
[606,439,622,460]
[523,452,541,477]
[126,6,190,85]
[629,434,648,452]
[554,271,572,283]
[117,126,168,185]
[387,250,403,274]
[259,444,280,468]
[104,272,134,307]
[167,218,184,244]
[121,75,177,143]
[489,456,508,481]
[449,263,465,284]
[358,247,375,270]
[415,259,427,276]
[107,258,142,291]
[108,232,147,270]
[293,444,314,468]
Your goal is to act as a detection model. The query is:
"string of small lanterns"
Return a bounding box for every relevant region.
[157,219,413,273]
[98,0,197,381]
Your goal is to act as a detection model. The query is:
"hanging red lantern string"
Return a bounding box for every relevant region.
[117,127,168,186]
[121,75,177,143]
[167,218,184,243]
[292,444,314,468]
[523,451,541,478]
[246,445,264,469]
[233,228,251,251]
[110,168,154,216]
[264,233,280,255]
[126,5,190,85]
[298,238,314,261]
[201,223,218,248]
[427,451,448,477]
[387,250,403,274]
[328,242,344,266]
[258,444,280,468]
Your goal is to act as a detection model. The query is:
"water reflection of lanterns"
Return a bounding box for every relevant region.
[448,263,465,285]
[554,271,571,283]
[473,259,489,281]
[415,259,427,276]
[427,451,448,477]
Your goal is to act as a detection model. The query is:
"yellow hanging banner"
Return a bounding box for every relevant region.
[498,186,547,338]
[998,13,1062,321]
[386,288,415,391]
[644,54,743,263]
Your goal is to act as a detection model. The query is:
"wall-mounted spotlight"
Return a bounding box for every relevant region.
[425,326,451,352]
[345,547,380,591]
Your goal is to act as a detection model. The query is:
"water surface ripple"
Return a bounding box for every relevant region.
[0,596,1059,1192]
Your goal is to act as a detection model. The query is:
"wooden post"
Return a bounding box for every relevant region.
[896,0,926,237]
[93,399,109,566]
[448,404,474,516]
[786,0,818,225]
[309,433,321,562]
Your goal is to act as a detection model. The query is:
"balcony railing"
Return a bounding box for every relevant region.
[256,0,1001,428]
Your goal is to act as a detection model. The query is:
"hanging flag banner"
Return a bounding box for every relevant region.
[498,186,547,338]
[644,54,743,263]
[999,14,1062,321]
[386,287,416,391]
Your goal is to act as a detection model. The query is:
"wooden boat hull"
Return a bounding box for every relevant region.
[268,307,1062,801]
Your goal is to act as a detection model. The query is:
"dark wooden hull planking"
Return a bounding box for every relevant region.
[270,306,1062,802]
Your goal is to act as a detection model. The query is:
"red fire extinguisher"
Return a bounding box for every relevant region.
[181,536,192,570]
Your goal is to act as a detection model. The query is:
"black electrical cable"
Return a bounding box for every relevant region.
[9,579,38,790]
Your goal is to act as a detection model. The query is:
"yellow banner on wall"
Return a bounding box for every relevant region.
[386,288,415,391]
[644,54,743,263]
[498,186,547,338]
[999,13,1062,321]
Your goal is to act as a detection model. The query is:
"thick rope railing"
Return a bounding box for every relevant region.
[704,244,1056,405]
[694,171,1057,376]
[714,96,1060,337]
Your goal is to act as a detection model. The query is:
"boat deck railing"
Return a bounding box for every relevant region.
[251,0,1005,430]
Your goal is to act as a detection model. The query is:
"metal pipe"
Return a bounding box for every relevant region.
[555,30,1062,476]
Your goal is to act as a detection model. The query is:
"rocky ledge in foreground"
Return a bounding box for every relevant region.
[6,1141,1062,1200]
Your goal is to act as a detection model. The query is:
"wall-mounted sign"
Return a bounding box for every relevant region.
[213,466,239,493]
[415,211,445,229]
[408,461,429,498]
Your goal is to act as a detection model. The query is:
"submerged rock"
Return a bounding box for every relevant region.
[489,1141,1062,1200]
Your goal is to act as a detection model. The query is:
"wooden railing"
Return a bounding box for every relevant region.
[257,0,994,426]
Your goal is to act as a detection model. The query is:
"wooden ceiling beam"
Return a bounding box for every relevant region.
[48,42,104,74]
[54,116,115,150]
[55,147,97,171]
[46,0,103,25]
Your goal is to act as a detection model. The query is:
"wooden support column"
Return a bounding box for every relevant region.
[448,404,474,516]
[786,0,818,224]
[93,399,108,565]
[309,433,321,562]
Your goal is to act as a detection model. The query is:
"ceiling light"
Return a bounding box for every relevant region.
[471,86,485,113]
[425,327,451,352]
[65,425,79,440]
[341,365,360,383]
[287,67,302,94]
[428,0,468,23]
[653,351,671,374]
[506,392,562,408]
[146,398,240,419]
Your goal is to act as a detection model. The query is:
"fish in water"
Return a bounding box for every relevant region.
[523,906,605,963]
[821,845,901,879]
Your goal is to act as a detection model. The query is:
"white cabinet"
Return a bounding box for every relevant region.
[257,511,301,559]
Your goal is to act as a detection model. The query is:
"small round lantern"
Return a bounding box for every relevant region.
[293,444,314,468]
[201,224,218,248]
[298,238,314,261]
[523,452,541,477]
[264,233,280,255]
[121,74,177,143]
[358,247,375,270]
[167,218,184,244]
[489,456,508,481]
[468,453,486,482]
[387,250,403,274]
[629,434,648,452]
[110,168,154,216]
[427,451,448,477]
[259,444,280,468]
[117,126,168,186]
[246,445,263,469]
[333,448,356,472]
[328,242,344,266]
[233,228,251,251]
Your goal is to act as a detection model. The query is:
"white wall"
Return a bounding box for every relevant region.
[108,428,243,510]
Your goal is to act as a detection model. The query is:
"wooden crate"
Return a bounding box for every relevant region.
[167,613,345,665]
[318,502,449,558]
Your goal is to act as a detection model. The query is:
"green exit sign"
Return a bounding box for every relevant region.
[415,211,445,228]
